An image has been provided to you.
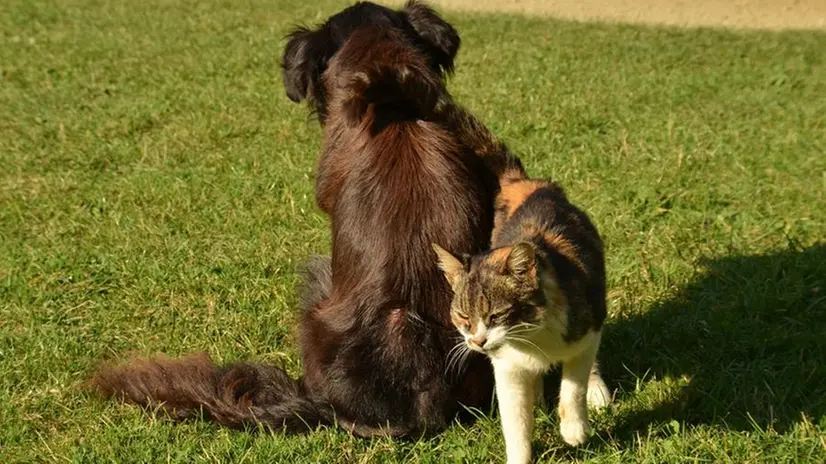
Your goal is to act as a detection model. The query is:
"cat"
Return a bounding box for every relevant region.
[433,175,611,463]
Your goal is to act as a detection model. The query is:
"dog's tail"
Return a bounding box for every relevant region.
[89,352,334,433]
[336,28,445,124]
[89,352,411,437]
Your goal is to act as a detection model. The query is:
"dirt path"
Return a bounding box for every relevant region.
[424,0,826,31]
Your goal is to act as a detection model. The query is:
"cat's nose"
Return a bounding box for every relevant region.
[469,335,487,349]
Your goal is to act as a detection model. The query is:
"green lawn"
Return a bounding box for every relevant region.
[2,0,825,462]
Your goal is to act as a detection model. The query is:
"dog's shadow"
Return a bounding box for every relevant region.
[596,244,826,441]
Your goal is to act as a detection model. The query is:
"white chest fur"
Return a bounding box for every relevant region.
[490,328,601,374]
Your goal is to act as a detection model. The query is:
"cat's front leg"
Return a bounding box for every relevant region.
[493,362,537,464]
[558,331,602,446]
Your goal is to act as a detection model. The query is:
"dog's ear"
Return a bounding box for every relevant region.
[282,27,316,103]
[401,1,460,74]
[282,26,340,118]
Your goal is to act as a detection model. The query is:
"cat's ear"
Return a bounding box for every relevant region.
[432,243,466,289]
[506,242,537,278]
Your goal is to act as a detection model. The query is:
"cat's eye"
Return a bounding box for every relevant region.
[454,311,470,320]
[489,307,511,322]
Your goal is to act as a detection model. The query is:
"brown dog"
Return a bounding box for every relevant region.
[91,1,524,437]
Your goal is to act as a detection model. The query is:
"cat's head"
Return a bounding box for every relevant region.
[432,243,548,353]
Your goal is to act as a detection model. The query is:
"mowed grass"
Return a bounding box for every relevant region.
[2,0,825,462]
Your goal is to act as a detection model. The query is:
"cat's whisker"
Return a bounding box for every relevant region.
[453,346,470,372]
[445,344,462,375]
[509,321,541,329]
[447,341,464,358]
[454,350,470,378]
[507,335,552,360]
[512,322,541,329]
[445,342,471,378]
[454,345,474,376]
[507,336,543,356]
[506,323,542,335]
[505,326,540,337]
[447,342,468,376]
[505,327,536,335]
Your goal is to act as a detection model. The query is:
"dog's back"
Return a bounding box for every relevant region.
[300,21,501,430]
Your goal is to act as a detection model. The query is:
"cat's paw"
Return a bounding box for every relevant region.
[505,455,532,464]
[587,373,612,410]
[560,418,589,447]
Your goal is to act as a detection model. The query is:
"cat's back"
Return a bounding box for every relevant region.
[494,179,605,287]
[494,179,598,251]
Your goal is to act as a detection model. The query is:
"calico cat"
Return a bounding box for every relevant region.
[433,176,611,464]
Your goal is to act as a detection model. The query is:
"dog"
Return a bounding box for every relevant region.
[91,1,525,437]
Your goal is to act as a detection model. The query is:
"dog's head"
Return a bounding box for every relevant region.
[281,1,460,120]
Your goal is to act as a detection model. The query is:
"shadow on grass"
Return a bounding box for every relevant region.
[601,244,826,440]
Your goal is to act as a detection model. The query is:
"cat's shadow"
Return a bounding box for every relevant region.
[535,243,825,451]
[586,243,826,442]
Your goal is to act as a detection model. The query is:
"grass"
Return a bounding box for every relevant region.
[2,0,825,462]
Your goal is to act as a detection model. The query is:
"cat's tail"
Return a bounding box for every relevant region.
[88,352,334,433]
